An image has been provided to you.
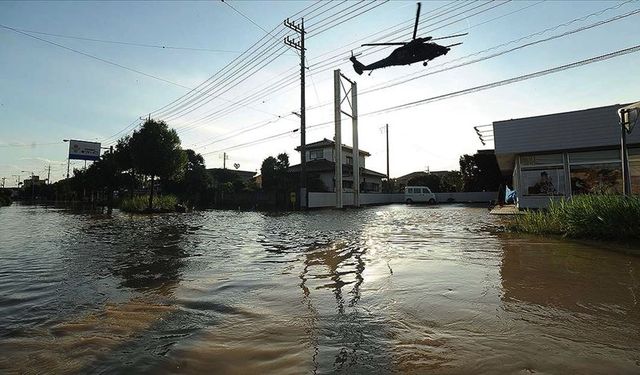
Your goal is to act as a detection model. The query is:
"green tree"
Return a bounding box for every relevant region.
[459,152,502,192]
[130,119,187,210]
[260,153,290,191]
[182,149,212,206]
[439,171,464,192]
[408,174,441,192]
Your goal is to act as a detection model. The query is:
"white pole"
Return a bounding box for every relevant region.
[352,80,360,208]
[334,69,343,208]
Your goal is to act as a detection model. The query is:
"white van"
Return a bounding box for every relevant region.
[404,186,437,204]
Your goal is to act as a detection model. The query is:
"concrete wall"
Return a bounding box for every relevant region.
[434,191,498,203]
[308,192,497,208]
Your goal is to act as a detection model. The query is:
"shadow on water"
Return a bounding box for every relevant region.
[496,234,640,373]
[0,207,203,374]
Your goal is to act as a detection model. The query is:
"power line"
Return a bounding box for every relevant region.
[0,141,65,148]
[362,6,640,94]
[222,0,281,42]
[179,1,523,147]
[366,44,640,115]
[207,43,640,153]
[1,25,243,53]
[0,23,195,90]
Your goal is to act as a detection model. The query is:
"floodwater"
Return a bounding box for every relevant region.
[0,204,639,374]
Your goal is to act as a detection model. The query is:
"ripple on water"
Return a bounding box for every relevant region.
[1,204,640,374]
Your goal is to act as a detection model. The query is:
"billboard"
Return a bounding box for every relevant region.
[68,140,101,161]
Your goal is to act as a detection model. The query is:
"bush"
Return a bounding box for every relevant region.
[120,194,178,213]
[509,195,640,241]
[0,193,11,207]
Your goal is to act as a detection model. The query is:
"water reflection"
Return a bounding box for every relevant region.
[2,204,640,374]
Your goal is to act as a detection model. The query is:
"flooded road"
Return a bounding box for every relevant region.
[0,204,639,374]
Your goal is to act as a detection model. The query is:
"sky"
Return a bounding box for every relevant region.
[1,0,640,186]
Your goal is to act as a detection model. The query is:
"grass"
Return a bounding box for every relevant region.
[120,195,178,213]
[508,195,640,241]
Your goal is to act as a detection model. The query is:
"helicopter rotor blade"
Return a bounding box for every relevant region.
[430,33,468,41]
[413,2,421,40]
[445,42,463,48]
[361,42,407,46]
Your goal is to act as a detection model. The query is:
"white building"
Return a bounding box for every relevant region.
[493,103,640,209]
[288,138,386,193]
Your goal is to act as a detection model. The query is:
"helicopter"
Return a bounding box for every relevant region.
[350,2,467,75]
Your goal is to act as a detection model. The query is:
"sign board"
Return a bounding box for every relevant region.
[68,140,101,161]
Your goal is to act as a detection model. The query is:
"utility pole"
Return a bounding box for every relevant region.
[1,177,5,188]
[284,17,306,209]
[222,152,227,169]
[334,70,343,209]
[47,165,51,184]
[385,123,390,180]
[351,80,360,208]
[333,69,359,208]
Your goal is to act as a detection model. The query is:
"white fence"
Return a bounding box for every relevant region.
[308,192,497,208]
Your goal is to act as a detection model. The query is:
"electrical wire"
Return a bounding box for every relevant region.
[206,44,640,153]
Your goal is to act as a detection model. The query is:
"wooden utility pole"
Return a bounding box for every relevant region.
[47,165,51,184]
[284,17,306,209]
[223,152,227,169]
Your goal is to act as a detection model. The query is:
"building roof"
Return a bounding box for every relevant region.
[493,103,639,155]
[492,103,640,173]
[395,170,453,184]
[288,159,386,178]
[294,138,371,156]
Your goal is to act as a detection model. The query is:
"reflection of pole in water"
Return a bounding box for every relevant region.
[298,239,367,370]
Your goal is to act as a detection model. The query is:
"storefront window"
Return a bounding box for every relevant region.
[521,168,565,196]
[629,148,640,195]
[570,163,622,195]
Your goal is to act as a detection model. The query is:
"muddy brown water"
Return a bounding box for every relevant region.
[0,203,638,374]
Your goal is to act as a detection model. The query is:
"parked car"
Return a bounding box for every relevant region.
[404,186,437,204]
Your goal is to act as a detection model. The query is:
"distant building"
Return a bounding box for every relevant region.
[22,175,45,188]
[288,138,386,192]
[395,170,450,186]
[493,103,639,208]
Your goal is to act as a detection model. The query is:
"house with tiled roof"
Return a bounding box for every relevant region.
[288,138,386,193]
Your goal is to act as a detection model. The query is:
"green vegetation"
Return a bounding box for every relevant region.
[130,120,186,210]
[120,194,178,213]
[0,190,11,206]
[509,195,640,241]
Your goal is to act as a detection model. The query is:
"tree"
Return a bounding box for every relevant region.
[181,149,212,207]
[407,174,441,192]
[439,171,464,192]
[260,153,290,191]
[130,119,187,210]
[459,152,503,192]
